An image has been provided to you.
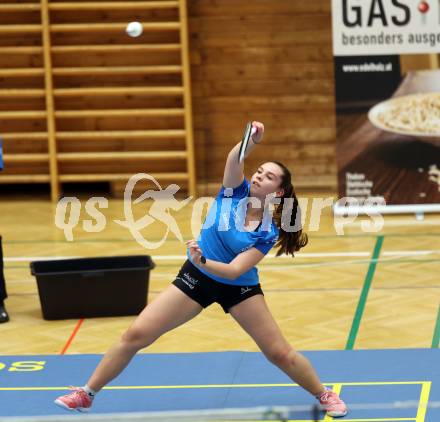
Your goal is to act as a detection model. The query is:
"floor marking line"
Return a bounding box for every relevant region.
[0,381,428,391]
[416,382,431,422]
[60,318,84,355]
[382,251,440,257]
[3,231,440,245]
[432,305,440,349]
[326,419,413,421]
[346,235,384,350]
[6,258,440,273]
[4,249,440,262]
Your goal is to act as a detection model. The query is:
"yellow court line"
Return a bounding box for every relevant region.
[416,382,431,422]
[329,382,427,386]
[134,419,416,422]
[0,382,427,422]
[322,419,415,422]
[71,419,415,422]
[0,381,429,391]
[105,381,427,389]
[201,419,416,422]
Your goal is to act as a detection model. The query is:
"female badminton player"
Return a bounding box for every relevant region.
[55,121,347,418]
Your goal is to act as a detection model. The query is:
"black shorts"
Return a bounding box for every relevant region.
[172,260,263,313]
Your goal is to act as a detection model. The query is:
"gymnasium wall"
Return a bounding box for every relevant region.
[0,0,336,197]
[188,0,336,195]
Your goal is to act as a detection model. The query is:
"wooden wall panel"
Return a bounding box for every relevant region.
[0,0,197,199]
[188,0,336,194]
[0,1,336,197]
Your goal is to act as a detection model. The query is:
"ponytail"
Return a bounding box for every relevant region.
[271,162,308,257]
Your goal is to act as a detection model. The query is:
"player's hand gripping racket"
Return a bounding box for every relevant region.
[238,122,257,163]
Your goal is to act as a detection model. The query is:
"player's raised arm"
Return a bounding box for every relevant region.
[222,121,264,189]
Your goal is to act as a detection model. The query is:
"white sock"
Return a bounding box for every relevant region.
[83,384,97,398]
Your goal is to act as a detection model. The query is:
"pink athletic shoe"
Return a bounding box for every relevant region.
[54,387,93,412]
[318,389,348,417]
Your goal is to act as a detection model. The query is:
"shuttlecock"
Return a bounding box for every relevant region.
[126,21,143,37]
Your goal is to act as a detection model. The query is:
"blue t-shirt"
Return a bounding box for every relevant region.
[192,178,279,286]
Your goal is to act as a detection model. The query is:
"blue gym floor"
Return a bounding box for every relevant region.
[0,349,438,421]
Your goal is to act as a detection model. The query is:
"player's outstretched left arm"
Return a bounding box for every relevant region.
[186,240,265,280]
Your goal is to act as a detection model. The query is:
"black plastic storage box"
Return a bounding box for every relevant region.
[30,255,155,320]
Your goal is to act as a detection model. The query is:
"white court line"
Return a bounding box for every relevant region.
[292,252,369,258]
[4,253,369,262]
[4,256,78,262]
[3,250,440,262]
[382,250,440,257]
[144,252,372,260]
[347,219,440,227]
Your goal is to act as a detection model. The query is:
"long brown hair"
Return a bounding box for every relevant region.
[271,161,308,257]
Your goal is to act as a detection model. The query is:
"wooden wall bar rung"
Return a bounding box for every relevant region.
[50,22,180,33]
[2,133,48,141]
[53,86,184,97]
[0,89,45,98]
[56,130,186,140]
[0,24,41,33]
[0,47,42,55]
[0,111,46,119]
[55,108,184,118]
[52,44,181,53]
[0,175,51,184]
[52,65,182,76]
[59,172,189,182]
[0,69,44,77]
[49,2,179,11]
[2,154,49,163]
[57,151,187,161]
[0,4,40,12]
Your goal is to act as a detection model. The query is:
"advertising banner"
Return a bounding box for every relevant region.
[332,0,440,215]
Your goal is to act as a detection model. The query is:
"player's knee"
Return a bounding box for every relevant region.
[264,345,294,368]
[121,326,155,350]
